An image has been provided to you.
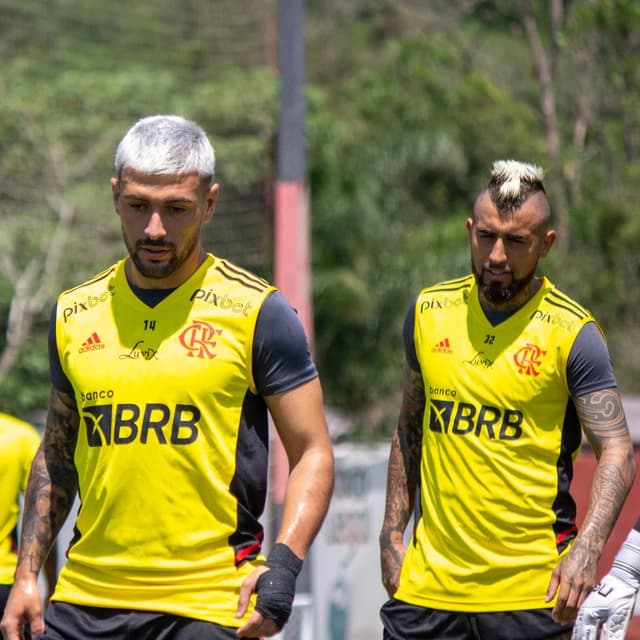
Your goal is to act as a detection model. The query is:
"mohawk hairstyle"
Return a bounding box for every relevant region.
[488,160,546,213]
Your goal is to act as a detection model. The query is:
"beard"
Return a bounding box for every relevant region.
[472,263,537,306]
[124,233,198,280]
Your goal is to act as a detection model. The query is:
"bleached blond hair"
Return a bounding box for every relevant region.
[487,159,546,213]
[115,115,215,185]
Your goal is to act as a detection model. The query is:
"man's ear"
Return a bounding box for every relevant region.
[541,229,556,257]
[204,183,219,223]
[111,177,121,215]
[465,217,474,238]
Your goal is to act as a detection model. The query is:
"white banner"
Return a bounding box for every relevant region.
[311,443,390,640]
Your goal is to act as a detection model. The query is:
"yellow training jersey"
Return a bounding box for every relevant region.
[53,254,277,626]
[0,413,40,584]
[396,274,598,612]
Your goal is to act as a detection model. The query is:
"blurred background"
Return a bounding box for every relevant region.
[3,1,640,638]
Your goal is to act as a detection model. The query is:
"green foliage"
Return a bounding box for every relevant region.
[305,1,640,438]
[2,0,640,437]
[307,31,540,429]
[0,6,278,416]
[0,61,277,280]
[0,334,50,418]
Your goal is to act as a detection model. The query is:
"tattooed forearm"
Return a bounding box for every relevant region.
[380,367,426,594]
[44,388,80,498]
[573,388,635,556]
[402,369,425,498]
[573,463,628,558]
[18,387,79,575]
[381,367,425,536]
[24,550,42,574]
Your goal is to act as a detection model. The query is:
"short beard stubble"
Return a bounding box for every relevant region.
[473,264,538,307]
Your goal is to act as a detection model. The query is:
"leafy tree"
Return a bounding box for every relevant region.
[3,0,640,434]
[307,32,541,434]
[0,59,277,416]
[304,0,640,437]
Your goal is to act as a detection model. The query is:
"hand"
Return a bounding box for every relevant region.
[0,576,44,640]
[235,565,294,638]
[235,565,279,638]
[571,574,638,640]
[546,538,599,625]
[380,530,406,598]
[235,543,302,638]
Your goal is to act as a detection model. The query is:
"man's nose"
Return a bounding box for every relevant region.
[145,211,166,239]
[489,238,507,264]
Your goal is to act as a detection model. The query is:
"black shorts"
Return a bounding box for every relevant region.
[35,602,262,640]
[380,598,573,640]
[0,583,10,619]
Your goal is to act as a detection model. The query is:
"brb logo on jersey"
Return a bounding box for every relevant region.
[513,343,547,376]
[179,320,222,359]
[82,403,200,446]
[429,400,523,440]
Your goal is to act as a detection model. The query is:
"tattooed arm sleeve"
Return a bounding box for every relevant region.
[16,387,79,579]
[572,388,636,570]
[379,365,426,596]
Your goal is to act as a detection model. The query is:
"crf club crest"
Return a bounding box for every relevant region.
[513,343,547,376]
[179,320,222,358]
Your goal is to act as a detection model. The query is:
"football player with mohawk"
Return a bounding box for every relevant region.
[379,160,635,639]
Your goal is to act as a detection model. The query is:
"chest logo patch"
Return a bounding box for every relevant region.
[179,320,222,359]
[513,342,547,376]
[431,337,452,354]
[79,331,105,354]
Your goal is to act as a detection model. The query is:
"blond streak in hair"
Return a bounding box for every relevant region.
[491,160,544,199]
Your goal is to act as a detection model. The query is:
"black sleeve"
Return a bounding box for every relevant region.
[48,303,74,394]
[403,297,420,372]
[567,321,617,397]
[252,291,318,396]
